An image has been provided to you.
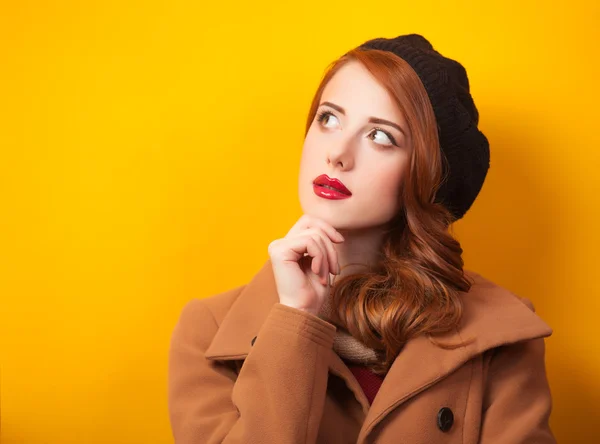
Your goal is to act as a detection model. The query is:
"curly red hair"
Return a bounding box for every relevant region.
[304,48,473,375]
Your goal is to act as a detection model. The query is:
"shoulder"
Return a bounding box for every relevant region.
[462,268,544,315]
[463,269,537,309]
[171,285,247,348]
[456,269,552,352]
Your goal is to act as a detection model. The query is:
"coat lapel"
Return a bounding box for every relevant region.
[204,259,279,360]
[204,258,553,442]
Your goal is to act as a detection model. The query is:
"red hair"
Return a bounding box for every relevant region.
[305,48,473,375]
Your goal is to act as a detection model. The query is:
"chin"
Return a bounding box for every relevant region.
[300,200,340,224]
[301,205,357,231]
[305,202,396,232]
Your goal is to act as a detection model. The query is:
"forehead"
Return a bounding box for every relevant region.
[320,60,405,124]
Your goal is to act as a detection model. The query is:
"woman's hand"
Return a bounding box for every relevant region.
[267,214,345,316]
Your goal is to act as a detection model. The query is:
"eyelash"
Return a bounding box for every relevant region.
[315,110,399,147]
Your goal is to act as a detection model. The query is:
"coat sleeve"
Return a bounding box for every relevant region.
[479,335,556,443]
[168,298,337,444]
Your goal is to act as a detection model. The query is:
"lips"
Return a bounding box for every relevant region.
[312,174,352,195]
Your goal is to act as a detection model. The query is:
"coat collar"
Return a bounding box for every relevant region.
[205,258,552,441]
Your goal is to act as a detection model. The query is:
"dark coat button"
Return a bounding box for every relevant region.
[250,336,257,346]
[437,407,454,432]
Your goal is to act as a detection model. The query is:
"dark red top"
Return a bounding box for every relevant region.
[347,364,385,405]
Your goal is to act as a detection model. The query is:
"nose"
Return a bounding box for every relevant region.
[326,138,354,170]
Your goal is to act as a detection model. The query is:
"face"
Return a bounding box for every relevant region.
[298,60,412,231]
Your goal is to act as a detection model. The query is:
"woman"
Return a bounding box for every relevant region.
[168,34,555,443]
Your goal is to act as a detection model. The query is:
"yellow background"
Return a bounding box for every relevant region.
[1,1,598,442]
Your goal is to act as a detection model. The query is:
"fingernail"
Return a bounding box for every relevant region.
[336,231,345,241]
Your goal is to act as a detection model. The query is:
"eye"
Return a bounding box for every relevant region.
[316,110,340,128]
[369,128,398,147]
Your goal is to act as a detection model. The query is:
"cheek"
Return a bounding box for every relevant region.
[369,162,406,198]
[369,166,405,218]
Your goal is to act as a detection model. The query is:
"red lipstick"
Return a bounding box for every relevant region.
[312,174,352,200]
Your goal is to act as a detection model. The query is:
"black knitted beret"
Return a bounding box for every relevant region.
[357,34,490,222]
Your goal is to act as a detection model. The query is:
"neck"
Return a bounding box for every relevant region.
[333,225,389,279]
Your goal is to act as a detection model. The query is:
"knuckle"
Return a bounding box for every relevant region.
[267,239,280,254]
[313,225,332,239]
[309,227,326,241]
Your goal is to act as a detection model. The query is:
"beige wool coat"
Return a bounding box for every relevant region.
[168,259,556,443]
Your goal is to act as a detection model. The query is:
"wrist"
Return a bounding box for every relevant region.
[280,302,320,317]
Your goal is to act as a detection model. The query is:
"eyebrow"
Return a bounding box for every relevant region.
[320,101,406,137]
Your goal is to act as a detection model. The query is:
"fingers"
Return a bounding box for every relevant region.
[305,237,325,281]
[275,214,345,286]
[276,235,329,285]
[287,214,345,245]
[306,227,339,276]
[307,232,330,284]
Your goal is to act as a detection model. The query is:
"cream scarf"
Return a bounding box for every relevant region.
[317,290,382,366]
